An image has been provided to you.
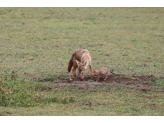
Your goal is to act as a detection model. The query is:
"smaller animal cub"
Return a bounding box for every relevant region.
[88,67,114,82]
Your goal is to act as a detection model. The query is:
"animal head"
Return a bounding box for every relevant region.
[88,70,98,77]
[88,71,95,77]
[76,60,88,74]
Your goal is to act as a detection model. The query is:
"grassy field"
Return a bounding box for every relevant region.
[0,7,164,116]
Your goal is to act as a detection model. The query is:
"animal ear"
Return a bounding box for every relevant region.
[95,70,98,74]
[83,61,87,66]
[76,60,79,66]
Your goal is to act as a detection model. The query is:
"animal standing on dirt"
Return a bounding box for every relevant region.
[88,67,114,82]
[68,49,93,79]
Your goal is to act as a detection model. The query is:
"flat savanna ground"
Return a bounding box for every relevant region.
[0,8,164,116]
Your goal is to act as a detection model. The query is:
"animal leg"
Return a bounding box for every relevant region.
[78,70,81,76]
[104,75,108,80]
[89,64,93,72]
[96,75,100,82]
[81,72,84,79]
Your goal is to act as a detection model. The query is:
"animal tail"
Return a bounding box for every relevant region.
[68,57,73,73]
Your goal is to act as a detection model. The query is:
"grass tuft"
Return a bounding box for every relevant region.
[0,71,58,107]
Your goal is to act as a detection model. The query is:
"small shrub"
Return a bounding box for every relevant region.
[69,96,76,102]
[62,97,69,104]
[62,96,76,104]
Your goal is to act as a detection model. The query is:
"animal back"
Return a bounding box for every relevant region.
[73,49,91,63]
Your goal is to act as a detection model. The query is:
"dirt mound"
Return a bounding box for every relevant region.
[51,74,160,92]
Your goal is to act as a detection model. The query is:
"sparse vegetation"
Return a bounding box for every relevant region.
[0,70,59,107]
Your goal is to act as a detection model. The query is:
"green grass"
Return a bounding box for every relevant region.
[0,7,164,116]
[1,81,164,116]
[0,71,59,107]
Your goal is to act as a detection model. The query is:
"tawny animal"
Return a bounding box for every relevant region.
[68,49,93,79]
[88,67,114,82]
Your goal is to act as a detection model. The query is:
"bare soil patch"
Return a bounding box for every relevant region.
[46,73,163,92]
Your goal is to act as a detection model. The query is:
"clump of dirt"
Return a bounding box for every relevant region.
[50,73,162,92]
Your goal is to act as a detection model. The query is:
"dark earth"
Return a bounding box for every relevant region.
[41,73,164,92]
